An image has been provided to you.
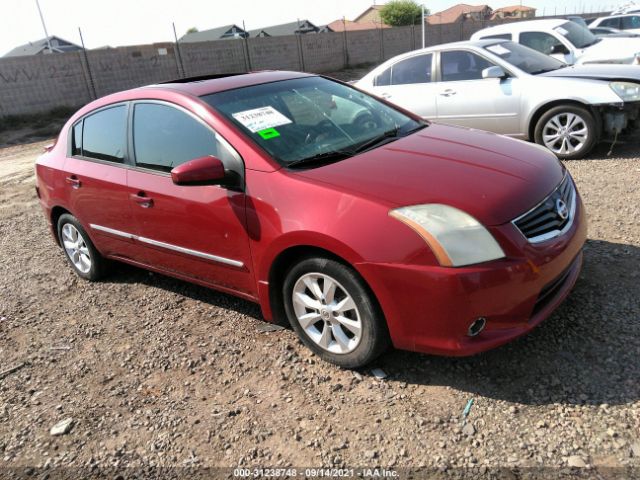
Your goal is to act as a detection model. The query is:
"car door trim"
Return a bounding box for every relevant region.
[89,224,244,268]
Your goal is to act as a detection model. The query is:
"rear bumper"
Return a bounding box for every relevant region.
[356,193,587,356]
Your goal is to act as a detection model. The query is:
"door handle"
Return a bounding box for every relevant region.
[380,92,392,99]
[439,89,457,97]
[130,192,154,208]
[65,175,81,189]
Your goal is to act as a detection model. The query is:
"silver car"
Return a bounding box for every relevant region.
[356,40,640,159]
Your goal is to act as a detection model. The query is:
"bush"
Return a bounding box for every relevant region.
[380,0,427,26]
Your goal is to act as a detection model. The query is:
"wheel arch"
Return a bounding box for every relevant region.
[266,244,384,329]
[50,205,72,246]
[526,100,602,142]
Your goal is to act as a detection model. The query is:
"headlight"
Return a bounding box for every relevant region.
[389,204,505,267]
[610,81,640,101]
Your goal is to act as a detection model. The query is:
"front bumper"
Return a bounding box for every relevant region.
[355,193,587,356]
[598,101,640,136]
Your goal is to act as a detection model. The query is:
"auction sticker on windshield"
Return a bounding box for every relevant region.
[487,44,511,56]
[232,106,292,133]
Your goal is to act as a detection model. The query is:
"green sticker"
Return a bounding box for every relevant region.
[258,128,280,140]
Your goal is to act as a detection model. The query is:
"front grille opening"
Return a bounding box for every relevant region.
[514,175,575,243]
[531,265,573,317]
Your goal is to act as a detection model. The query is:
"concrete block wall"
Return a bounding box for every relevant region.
[181,40,247,76]
[89,43,179,97]
[0,12,612,117]
[0,52,92,116]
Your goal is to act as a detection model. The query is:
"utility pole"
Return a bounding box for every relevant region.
[421,4,425,48]
[35,0,52,53]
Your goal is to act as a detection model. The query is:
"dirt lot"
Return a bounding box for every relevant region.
[0,136,639,479]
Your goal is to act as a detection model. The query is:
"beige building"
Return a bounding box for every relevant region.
[353,5,385,24]
[426,4,493,25]
[491,5,537,19]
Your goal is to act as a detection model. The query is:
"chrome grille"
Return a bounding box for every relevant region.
[513,174,576,243]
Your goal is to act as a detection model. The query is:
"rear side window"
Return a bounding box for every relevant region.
[81,105,127,163]
[374,67,392,86]
[622,16,640,29]
[132,103,232,173]
[390,54,433,85]
[520,31,563,54]
[71,122,82,156]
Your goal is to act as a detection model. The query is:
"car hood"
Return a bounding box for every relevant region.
[578,37,640,62]
[540,63,640,81]
[290,123,564,226]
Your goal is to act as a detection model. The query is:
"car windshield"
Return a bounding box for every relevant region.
[554,21,600,48]
[201,76,425,167]
[484,41,567,74]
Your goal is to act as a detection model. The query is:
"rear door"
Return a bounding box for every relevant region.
[63,104,139,258]
[367,53,438,119]
[434,49,521,135]
[126,101,254,296]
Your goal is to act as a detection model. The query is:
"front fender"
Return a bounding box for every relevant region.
[521,77,622,134]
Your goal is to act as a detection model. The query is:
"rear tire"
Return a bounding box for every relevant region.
[57,214,108,281]
[282,256,389,368]
[534,105,597,160]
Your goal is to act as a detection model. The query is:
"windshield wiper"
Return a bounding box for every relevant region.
[350,126,402,154]
[286,150,353,169]
[530,67,564,75]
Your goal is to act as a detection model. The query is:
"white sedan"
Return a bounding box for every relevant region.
[355,40,640,159]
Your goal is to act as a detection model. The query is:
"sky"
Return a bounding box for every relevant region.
[0,0,631,55]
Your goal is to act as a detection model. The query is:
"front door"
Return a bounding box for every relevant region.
[435,49,521,136]
[126,101,254,296]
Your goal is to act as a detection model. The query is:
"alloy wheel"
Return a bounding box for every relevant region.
[542,112,589,156]
[61,223,92,274]
[291,273,362,354]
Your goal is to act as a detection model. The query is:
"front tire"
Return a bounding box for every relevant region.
[534,105,597,160]
[282,256,389,368]
[57,213,108,281]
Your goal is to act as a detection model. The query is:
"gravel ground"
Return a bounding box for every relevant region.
[0,136,639,479]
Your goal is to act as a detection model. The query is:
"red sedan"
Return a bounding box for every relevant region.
[35,71,586,368]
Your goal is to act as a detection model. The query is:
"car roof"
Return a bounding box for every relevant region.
[391,39,502,57]
[473,18,568,35]
[141,70,314,97]
[597,13,640,19]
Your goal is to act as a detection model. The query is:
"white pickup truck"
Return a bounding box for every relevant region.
[471,19,640,65]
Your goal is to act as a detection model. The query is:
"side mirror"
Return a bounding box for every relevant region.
[482,66,507,79]
[171,155,225,186]
[550,44,570,55]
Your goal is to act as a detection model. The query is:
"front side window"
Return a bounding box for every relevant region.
[520,31,563,54]
[622,16,640,29]
[202,76,424,166]
[440,50,494,82]
[390,54,433,85]
[81,105,127,163]
[599,17,621,28]
[132,103,234,173]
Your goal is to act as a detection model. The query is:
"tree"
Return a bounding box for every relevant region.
[186,27,198,34]
[379,0,427,26]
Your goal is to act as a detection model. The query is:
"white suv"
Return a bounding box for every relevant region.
[590,14,640,34]
[471,19,640,65]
